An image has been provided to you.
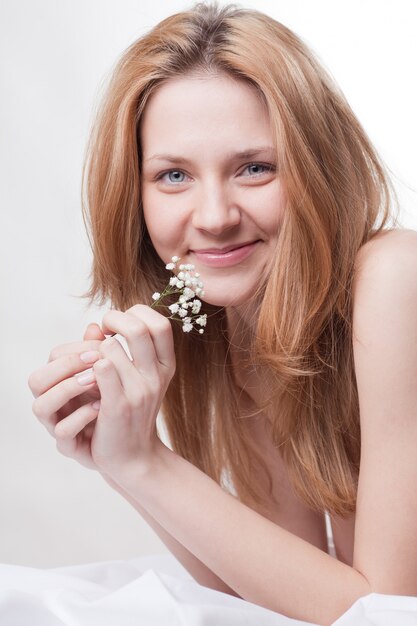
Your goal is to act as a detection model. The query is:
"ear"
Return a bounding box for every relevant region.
[83,322,106,342]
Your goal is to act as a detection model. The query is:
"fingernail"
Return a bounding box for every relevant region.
[91,400,101,410]
[76,371,96,385]
[80,351,100,364]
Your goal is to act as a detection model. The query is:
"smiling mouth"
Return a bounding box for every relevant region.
[189,241,261,267]
[191,240,260,254]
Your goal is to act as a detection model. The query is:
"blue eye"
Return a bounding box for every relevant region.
[244,163,274,176]
[157,170,187,184]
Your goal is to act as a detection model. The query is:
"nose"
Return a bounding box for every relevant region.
[191,179,241,234]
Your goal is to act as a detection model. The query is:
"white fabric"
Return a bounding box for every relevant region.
[1,553,417,625]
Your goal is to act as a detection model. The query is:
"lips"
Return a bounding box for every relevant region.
[190,240,260,268]
[191,240,259,254]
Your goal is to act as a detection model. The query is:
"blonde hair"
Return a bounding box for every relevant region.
[81,1,400,517]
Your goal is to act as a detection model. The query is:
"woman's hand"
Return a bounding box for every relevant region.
[85,304,176,480]
[28,305,176,481]
[28,323,105,469]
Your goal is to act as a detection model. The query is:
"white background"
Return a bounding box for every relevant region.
[0,0,416,567]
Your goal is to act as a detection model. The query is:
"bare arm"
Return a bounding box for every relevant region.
[101,473,241,598]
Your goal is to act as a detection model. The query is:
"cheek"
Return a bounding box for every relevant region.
[269,210,285,235]
[254,205,284,238]
[264,187,286,233]
[143,206,183,258]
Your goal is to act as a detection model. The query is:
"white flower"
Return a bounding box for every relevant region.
[191,299,201,314]
[182,287,195,301]
[196,314,207,327]
[149,253,206,335]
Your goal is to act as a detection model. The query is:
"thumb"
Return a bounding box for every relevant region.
[83,322,106,342]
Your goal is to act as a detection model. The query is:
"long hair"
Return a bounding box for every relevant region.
[81,1,400,517]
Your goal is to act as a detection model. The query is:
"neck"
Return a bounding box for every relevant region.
[225,295,276,415]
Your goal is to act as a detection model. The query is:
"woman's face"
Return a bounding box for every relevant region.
[140,72,285,309]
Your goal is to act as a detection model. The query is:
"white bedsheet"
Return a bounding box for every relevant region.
[0,553,417,625]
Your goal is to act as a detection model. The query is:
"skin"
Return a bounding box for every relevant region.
[27,67,417,624]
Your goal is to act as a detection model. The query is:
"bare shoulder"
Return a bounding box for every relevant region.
[354,228,417,280]
[351,226,417,355]
[352,228,417,311]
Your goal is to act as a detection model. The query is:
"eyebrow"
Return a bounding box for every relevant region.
[143,146,277,164]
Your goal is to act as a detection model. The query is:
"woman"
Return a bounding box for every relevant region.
[28,2,417,624]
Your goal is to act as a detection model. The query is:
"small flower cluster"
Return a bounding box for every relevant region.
[151,256,207,334]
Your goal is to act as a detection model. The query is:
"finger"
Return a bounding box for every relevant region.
[99,336,155,397]
[102,305,175,372]
[55,419,97,469]
[48,340,104,363]
[83,323,106,342]
[127,304,176,372]
[93,358,126,418]
[28,351,101,399]
[55,400,100,441]
[32,370,98,435]
[100,310,160,378]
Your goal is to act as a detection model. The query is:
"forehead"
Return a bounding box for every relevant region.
[139,73,273,154]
